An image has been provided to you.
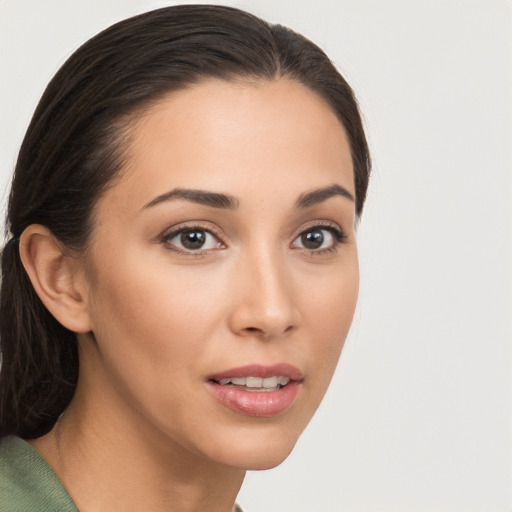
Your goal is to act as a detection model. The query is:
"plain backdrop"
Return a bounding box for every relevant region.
[0,1,510,511]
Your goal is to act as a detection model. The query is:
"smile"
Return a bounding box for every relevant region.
[208,364,303,416]
[216,376,291,391]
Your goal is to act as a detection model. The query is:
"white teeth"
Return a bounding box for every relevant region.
[217,376,291,389]
[262,376,278,388]
[246,377,263,388]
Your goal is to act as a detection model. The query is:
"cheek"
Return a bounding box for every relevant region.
[89,262,217,359]
[82,251,234,446]
[304,253,358,335]
[84,245,213,389]
[85,243,265,417]
[298,255,359,394]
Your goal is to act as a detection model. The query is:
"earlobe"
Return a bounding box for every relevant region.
[19,224,93,333]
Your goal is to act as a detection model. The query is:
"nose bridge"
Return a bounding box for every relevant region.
[230,240,298,339]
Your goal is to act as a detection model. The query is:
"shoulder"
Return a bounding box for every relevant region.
[0,435,78,512]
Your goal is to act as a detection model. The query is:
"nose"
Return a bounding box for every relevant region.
[228,247,299,340]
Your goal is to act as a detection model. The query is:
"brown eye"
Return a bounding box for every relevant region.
[164,228,222,252]
[293,226,344,252]
[301,229,325,249]
[180,230,206,250]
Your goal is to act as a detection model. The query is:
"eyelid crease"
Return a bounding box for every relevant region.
[160,221,227,254]
[161,220,226,239]
[289,221,348,256]
[292,219,347,241]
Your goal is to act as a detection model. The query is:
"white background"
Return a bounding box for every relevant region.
[0,1,510,511]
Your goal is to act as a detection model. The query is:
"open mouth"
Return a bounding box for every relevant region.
[207,364,303,416]
[212,376,291,392]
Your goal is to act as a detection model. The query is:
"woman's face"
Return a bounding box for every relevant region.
[78,78,358,470]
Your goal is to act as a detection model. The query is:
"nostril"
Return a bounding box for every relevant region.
[245,327,262,335]
[243,325,294,340]
[284,325,294,335]
[243,326,271,340]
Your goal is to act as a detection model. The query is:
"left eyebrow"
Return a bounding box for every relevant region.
[295,184,355,209]
[142,188,239,210]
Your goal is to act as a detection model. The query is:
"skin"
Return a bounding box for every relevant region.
[26,78,359,512]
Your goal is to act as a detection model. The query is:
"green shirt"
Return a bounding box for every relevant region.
[0,435,78,511]
[0,435,246,511]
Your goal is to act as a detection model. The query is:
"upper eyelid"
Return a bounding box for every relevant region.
[162,221,225,240]
[161,224,227,256]
[290,224,347,257]
[292,220,345,238]
[160,223,227,254]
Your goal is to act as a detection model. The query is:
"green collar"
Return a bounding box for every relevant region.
[0,435,78,511]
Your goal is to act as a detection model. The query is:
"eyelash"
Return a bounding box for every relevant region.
[161,222,225,256]
[161,221,347,256]
[291,221,347,255]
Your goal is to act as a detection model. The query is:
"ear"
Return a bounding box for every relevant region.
[19,224,93,333]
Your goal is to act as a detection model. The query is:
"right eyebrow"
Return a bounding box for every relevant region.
[295,184,355,209]
[142,188,239,210]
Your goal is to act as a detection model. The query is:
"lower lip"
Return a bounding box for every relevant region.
[208,381,301,417]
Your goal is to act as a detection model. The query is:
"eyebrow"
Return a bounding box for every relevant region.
[295,184,354,209]
[143,188,239,210]
[142,183,354,212]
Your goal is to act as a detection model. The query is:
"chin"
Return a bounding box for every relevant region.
[229,444,296,471]
[202,422,302,471]
[240,449,295,471]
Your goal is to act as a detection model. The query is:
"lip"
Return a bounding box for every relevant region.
[208,363,303,382]
[207,363,303,417]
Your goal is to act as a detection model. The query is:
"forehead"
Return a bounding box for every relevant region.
[103,78,354,213]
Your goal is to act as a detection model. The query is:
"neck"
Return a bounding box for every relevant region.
[29,345,245,512]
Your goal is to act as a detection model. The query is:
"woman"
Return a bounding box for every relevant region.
[0,5,370,511]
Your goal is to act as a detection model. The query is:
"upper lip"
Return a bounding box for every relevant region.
[208,363,303,382]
